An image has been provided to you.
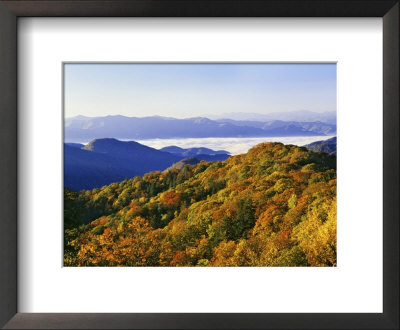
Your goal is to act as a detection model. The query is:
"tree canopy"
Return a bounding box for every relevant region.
[64,142,336,267]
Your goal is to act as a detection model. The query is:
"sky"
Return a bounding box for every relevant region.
[64,63,336,119]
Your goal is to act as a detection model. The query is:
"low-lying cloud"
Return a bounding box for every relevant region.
[136,136,335,155]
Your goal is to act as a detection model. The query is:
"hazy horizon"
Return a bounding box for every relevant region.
[64,63,336,119]
[65,110,336,119]
[65,109,336,120]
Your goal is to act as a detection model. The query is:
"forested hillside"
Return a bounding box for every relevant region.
[304,137,337,155]
[64,142,336,267]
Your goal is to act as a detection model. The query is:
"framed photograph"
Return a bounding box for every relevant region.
[0,1,398,329]
[62,62,338,268]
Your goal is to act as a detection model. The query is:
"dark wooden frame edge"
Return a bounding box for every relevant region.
[0,1,398,329]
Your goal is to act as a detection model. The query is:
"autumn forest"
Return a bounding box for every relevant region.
[64,142,336,267]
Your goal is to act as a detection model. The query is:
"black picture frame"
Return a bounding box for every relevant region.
[0,1,398,329]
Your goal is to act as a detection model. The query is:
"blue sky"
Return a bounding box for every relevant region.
[64,63,336,118]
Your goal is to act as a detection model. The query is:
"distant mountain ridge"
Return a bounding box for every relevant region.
[65,112,336,142]
[217,119,335,136]
[304,137,337,155]
[160,146,229,157]
[64,139,230,190]
[208,110,336,124]
[160,146,230,161]
[82,138,182,169]
[166,157,202,171]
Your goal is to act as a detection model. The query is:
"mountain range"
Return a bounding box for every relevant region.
[207,110,337,124]
[215,119,335,135]
[65,112,336,142]
[64,139,230,191]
